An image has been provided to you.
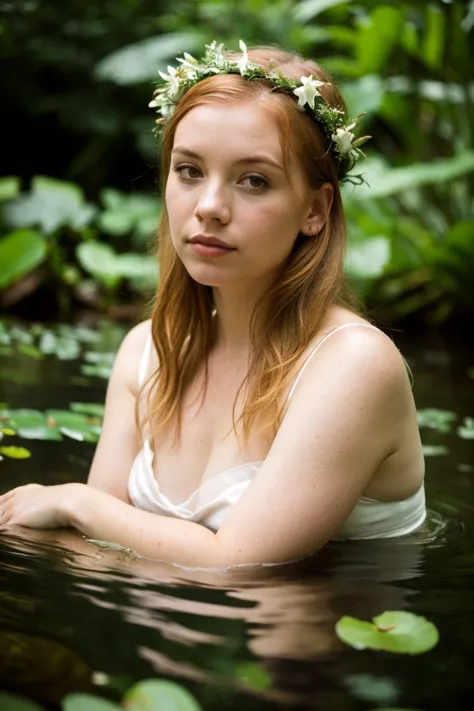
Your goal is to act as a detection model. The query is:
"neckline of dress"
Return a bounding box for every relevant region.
[142,439,264,509]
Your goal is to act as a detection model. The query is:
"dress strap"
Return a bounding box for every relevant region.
[287,323,381,402]
[138,333,153,390]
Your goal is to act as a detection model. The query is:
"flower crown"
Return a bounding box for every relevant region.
[149,40,370,182]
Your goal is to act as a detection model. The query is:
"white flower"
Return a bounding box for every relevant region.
[293,75,326,110]
[205,41,226,67]
[176,52,202,76]
[331,122,357,157]
[236,39,249,75]
[160,103,175,119]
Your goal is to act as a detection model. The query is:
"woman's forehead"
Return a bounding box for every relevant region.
[173,101,284,159]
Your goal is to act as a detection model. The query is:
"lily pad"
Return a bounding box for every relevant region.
[0,446,32,459]
[0,408,102,443]
[124,679,202,711]
[422,444,448,457]
[335,610,439,654]
[0,409,61,440]
[234,662,271,691]
[70,402,105,418]
[457,417,474,440]
[62,694,120,711]
[343,673,399,705]
[46,410,102,443]
[38,331,81,360]
[417,408,457,433]
[80,363,113,380]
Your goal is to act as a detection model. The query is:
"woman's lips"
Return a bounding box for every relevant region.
[189,242,235,258]
[188,234,236,258]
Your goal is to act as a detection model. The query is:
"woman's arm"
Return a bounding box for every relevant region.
[0,328,421,566]
[86,319,151,502]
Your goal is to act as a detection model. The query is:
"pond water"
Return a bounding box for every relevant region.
[0,316,473,710]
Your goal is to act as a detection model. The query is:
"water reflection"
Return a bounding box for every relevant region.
[0,523,448,708]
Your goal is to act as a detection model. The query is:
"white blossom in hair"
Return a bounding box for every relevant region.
[293,75,327,110]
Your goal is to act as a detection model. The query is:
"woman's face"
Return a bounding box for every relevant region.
[165,99,319,288]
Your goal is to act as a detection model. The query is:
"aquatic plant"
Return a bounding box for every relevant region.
[0,678,203,711]
[335,610,439,654]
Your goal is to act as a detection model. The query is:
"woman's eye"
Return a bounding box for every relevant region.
[174,164,201,180]
[242,174,269,192]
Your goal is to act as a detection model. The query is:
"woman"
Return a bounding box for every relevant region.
[0,41,426,566]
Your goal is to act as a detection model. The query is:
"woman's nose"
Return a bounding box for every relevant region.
[194,182,231,224]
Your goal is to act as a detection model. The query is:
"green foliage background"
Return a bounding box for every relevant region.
[1,0,473,325]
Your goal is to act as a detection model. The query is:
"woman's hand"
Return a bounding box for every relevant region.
[0,483,85,530]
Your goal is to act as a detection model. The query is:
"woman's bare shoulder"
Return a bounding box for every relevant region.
[114,319,152,394]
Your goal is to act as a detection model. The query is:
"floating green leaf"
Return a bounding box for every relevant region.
[417,408,457,433]
[457,417,474,440]
[343,673,399,705]
[46,410,101,443]
[335,611,439,654]
[62,694,120,711]
[235,662,271,691]
[0,408,102,443]
[80,363,113,380]
[0,446,32,459]
[124,679,202,711]
[422,445,448,457]
[0,409,60,440]
[70,402,105,417]
[38,331,81,360]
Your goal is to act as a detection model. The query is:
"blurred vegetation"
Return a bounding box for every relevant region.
[0,0,473,326]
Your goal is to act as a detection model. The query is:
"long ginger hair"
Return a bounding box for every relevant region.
[145,46,359,445]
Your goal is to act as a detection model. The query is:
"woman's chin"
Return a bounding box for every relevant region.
[185,265,236,287]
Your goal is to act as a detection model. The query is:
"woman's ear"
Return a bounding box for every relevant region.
[301,182,334,236]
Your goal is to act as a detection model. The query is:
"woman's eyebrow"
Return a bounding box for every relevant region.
[172,146,285,172]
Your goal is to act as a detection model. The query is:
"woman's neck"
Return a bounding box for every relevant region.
[211,283,267,353]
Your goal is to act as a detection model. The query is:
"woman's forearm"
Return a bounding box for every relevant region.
[66,484,225,567]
